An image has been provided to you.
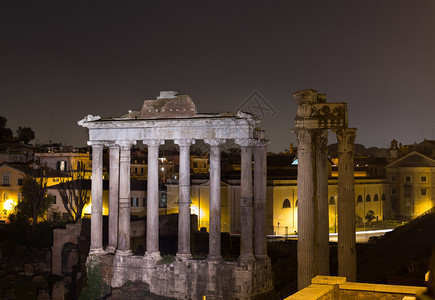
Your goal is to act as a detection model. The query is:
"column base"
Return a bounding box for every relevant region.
[206,255,222,262]
[176,253,192,261]
[146,251,162,262]
[239,253,256,264]
[116,249,132,256]
[106,245,117,253]
[89,247,106,256]
[255,254,269,261]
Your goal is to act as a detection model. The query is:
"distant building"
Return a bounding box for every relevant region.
[0,162,68,221]
[385,151,435,220]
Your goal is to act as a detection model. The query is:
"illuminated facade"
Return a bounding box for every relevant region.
[385,151,435,219]
[0,162,68,221]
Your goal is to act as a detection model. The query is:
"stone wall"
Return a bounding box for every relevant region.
[110,254,273,299]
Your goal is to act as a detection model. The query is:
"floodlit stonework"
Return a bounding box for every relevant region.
[78,91,273,299]
[294,89,357,289]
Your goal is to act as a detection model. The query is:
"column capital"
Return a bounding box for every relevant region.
[235,138,254,147]
[204,139,226,147]
[143,139,165,147]
[87,140,106,147]
[174,139,195,147]
[253,139,270,147]
[315,129,328,152]
[116,139,137,149]
[336,128,357,152]
[294,128,314,150]
[105,141,120,148]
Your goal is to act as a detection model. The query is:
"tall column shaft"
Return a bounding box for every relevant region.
[89,143,104,255]
[316,130,329,275]
[108,145,120,253]
[205,139,225,261]
[144,139,164,259]
[336,128,357,281]
[295,129,316,290]
[175,139,194,259]
[117,140,135,255]
[254,139,268,259]
[237,139,255,263]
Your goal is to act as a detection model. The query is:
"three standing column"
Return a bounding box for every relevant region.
[295,129,316,290]
[175,139,195,260]
[144,139,165,260]
[89,142,105,255]
[336,128,357,281]
[316,130,329,275]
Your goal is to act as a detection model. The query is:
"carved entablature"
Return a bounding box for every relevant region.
[293,89,348,130]
[310,103,348,129]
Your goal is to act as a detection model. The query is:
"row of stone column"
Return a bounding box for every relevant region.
[88,137,269,263]
[295,128,356,290]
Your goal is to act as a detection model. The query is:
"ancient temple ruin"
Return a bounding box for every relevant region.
[293,89,357,289]
[78,91,272,299]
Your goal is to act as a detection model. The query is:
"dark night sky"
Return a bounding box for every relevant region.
[1,1,435,153]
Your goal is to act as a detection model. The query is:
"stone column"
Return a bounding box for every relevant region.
[143,139,165,260]
[107,144,120,253]
[89,141,105,255]
[295,128,316,290]
[236,139,255,263]
[174,138,195,260]
[116,140,136,256]
[205,139,226,261]
[253,137,268,259]
[316,129,329,275]
[336,128,357,281]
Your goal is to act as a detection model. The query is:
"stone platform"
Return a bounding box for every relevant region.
[110,254,273,300]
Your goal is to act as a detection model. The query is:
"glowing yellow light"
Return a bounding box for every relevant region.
[83,203,92,215]
[4,199,15,211]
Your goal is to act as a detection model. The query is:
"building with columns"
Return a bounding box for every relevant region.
[78,91,273,299]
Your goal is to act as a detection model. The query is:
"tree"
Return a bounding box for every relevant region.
[0,115,13,143]
[57,162,90,222]
[17,176,54,233]
[16,126,35,144]
[365,210,376,223]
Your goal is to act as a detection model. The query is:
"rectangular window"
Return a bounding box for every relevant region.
[143,197,147,207]
[17,178,23,186]
[134,167,138,174]
[405,176,411,182]
[421,176,427,182]
[57,160,67,171]
[2,175,10,186]
[405,187,412,198]
[159,194,167,208]
[421,189,427,196]
[391,176,397,182]
[131,197,139,207]
[391,188,397,195]
[141,168,144,174]
[53,195,57,204]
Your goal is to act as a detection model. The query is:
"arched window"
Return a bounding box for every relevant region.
[366,194,371,202]
[374,194,379,202]
[329,196,335,205]
[357,195,363,203]
[382,193,386,201]
[282,198,291,208]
